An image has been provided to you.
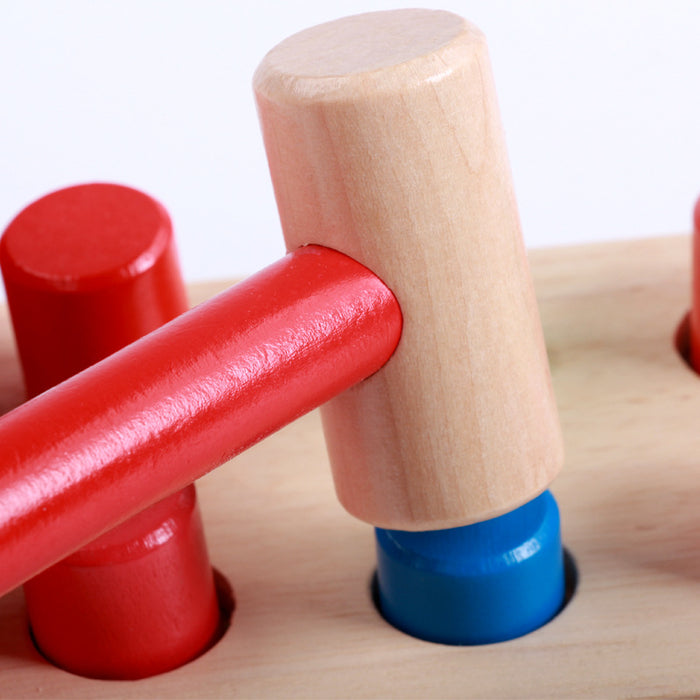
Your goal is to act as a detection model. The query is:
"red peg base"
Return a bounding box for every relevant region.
[24,485,224,680]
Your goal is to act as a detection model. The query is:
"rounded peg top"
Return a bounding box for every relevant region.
[1,183,174,292]
[1,183,187,396]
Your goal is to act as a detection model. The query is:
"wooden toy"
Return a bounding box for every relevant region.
[0,7,697,699]
[0,232,695,697]
[0,184,221,679]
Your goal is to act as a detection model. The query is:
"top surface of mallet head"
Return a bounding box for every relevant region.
[255,9,564,530]
[255,9,472,85]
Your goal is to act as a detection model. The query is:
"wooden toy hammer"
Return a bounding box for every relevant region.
[0,9,564,649]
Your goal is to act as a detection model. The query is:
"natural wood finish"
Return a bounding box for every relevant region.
[254,10,563,530]
[0,234,697,698]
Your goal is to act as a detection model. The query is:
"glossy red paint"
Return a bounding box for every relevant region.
[0,243,402,600]
[0,183,188,397]
[25,485,221,679]
[0,184,220,679]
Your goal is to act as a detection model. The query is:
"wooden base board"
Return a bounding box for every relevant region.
[0,235,697,698]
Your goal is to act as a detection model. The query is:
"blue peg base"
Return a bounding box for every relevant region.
[374,490,566,645]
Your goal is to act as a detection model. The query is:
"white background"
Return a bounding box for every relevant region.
[1,1,699,295]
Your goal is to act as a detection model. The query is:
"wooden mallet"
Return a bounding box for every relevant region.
[0,9,565,649]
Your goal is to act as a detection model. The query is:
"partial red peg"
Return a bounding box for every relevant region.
[688,196,700,370]
[0,184,222,679]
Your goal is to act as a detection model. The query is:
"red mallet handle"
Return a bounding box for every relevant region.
[0,245,401,597]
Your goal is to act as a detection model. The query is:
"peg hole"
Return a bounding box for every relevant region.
[369,547,579,646]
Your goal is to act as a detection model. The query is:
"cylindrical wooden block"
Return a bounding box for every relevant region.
[254,9,564,529]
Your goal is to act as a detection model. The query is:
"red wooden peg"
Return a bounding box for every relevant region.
[0,184,220,679]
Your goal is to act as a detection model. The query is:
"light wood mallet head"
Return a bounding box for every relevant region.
[254,8,564,530]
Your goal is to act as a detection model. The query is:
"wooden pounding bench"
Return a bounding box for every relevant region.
[0,233,697,699]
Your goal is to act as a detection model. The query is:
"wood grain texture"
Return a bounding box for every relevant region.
[254,9,563,530]
[0,234,697,698]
